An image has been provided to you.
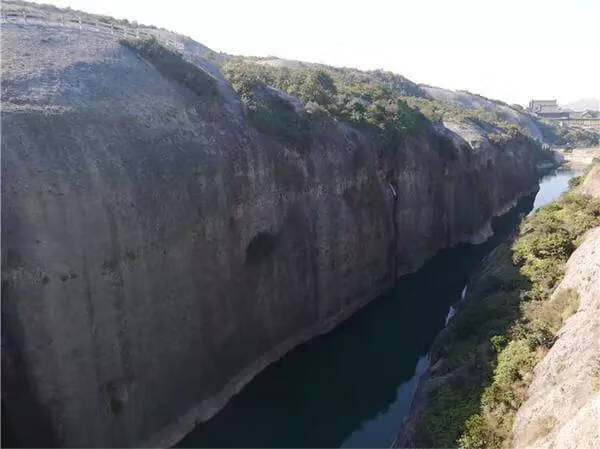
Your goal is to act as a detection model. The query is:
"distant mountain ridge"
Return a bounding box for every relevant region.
[562,98,600,111]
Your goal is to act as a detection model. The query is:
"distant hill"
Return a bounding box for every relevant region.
[563,98,600,111]
[419,85,546,141]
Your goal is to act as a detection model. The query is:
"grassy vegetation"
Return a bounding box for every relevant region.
[221,58,548,155]
[402,96,545,151]
[403,96,501,127]
[222,58,429,148]
[415,169,600,449]
[119,37,219,104]
[222,60,327,147]
[120,40,548,153]
[538,120,600,148]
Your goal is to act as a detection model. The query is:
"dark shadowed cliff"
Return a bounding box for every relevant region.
[1,2,554,447]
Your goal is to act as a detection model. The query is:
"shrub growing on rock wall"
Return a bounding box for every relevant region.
[416,170,600,449]
[222,58,426,148]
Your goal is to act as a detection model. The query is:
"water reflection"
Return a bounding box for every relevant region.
[530,167,582,213]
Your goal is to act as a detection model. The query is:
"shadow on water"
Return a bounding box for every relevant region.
[178,169,579,448]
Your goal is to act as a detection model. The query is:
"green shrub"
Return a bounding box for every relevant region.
[494,340,536,385]
[512,192,600,298]
[520,255,565,291]
[418,382,483,448]
[550,125,600,147]
[458,414,501,449]
[222,58,429,148]
[490,335,507,352]
[529,231,574,260]
[220,57,548,155]
[293,69,337,106]
[568,176,583,188]
[522,319,555,349]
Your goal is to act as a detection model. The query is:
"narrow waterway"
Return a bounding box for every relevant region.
[178,167,581,448]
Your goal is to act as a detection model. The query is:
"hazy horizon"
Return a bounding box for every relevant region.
[36,0,599,107]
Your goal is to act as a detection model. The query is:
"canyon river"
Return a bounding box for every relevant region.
[177,167,582,448]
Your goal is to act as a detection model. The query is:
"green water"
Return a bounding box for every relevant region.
[178,168,579,448]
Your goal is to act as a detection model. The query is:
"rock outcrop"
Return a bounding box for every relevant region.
[1,2,550,447]
[420,85,546,142]
[512,169,600,449]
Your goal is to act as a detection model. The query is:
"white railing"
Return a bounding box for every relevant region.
[0,11,184,51]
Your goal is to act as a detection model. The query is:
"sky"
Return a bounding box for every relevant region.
[38,0,600,106]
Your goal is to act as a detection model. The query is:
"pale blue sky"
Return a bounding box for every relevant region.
[39,0,600,106]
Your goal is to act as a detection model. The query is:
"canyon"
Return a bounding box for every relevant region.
[0,2,569,447]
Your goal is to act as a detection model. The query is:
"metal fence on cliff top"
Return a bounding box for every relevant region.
[1,10,185,51]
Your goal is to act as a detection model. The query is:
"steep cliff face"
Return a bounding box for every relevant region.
[1,7,548,448]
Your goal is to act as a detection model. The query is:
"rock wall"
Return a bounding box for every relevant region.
[1,17,546,448]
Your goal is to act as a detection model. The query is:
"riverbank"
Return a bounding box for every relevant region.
[395,161,600,448]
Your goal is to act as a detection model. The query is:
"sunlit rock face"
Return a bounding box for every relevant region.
[1,8,546,447]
